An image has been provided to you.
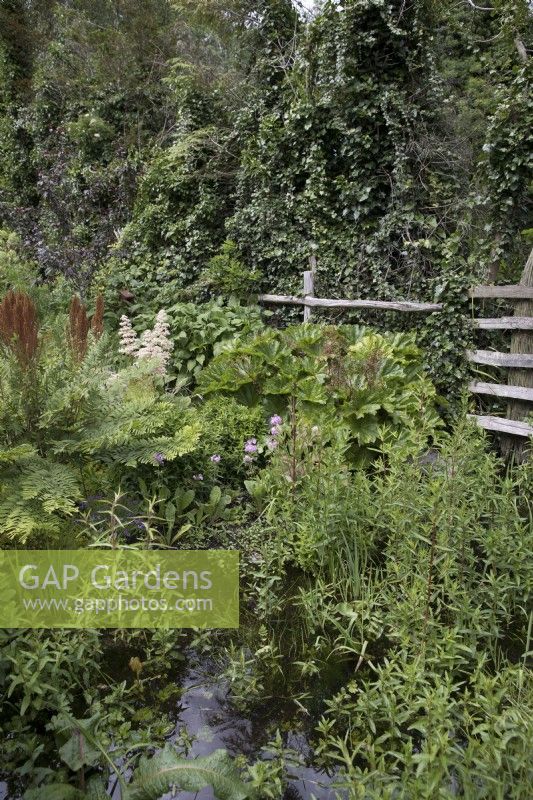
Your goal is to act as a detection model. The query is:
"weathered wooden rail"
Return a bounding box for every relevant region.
[469,285,533,300]
[259,265,442,315]
[257,252,533,442]
[259,292,442,313]
[472,317,533,330]
[467,248,533,441]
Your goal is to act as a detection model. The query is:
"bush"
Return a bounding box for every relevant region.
[0,289,200,543]
[193,396,265,486]
[197,323,441,462]
[127,298,267,384]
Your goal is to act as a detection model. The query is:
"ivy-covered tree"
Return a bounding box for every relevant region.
[229,0,451,300]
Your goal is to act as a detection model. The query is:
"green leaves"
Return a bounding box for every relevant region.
[0,457,80,541]
[25,786,87,800]
[26,746,254,800]
[197,323,439,458]
[55,717,102,773]
[125,745,254,800]
[25,776,110,800]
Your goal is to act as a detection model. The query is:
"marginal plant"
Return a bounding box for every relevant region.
[0,290,39,368]
[68,295,105,362]
[198,324,440,463]
[0,292,199,543]
[119,310,173,376]
[68,295,91,362]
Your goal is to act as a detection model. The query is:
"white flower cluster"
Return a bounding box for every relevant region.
[118,315,139,356]
[118,310,173,375]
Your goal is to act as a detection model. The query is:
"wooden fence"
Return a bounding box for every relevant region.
[258,254,533,441]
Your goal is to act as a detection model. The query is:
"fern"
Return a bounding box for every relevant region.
[52,395,200,467]
[0,458,79,542]
[23,748,253,800]
[125,745,253,800]
[0,313,203,543]
[107,425,201,467]
[0,443,37,465]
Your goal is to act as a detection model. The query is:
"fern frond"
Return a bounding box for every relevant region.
[125,745,253,800]
[0,458,80,542]
[107,424,201,467]
[0,443,37,465]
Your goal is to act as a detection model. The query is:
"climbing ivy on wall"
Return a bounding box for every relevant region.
[228,0,448,300]
[0,0,531,409]
[105,0,532,312]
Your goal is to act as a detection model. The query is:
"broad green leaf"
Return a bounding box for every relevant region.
[125,745,254,800]
[58,729,101,772]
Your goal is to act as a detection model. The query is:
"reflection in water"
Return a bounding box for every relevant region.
[0,657,343,800]
[169,663,342,800]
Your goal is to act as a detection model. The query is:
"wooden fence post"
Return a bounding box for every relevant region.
[502,246,533,460]
[303,252,317,322]
[303,269,314,322]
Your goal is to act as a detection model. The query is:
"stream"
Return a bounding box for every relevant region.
[0,651,344,800]
[167,660,342,800]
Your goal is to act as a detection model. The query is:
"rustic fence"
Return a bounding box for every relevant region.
[258,251,533,441]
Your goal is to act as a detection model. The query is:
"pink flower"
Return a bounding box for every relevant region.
[193,473,204,481]
[210,454,221,463]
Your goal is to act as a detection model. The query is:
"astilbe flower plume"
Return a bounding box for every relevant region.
[118,314,139,356]
[0,290,39,368]
[136,310,173,375]
[119,315,139,354]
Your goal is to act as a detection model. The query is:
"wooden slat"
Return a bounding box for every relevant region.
[259,293,303,306]
[468,414,533,438]
[302,271,314,323]
[469,381,533,402]
[469,285,533,300]
[258,294,442,312]
[473,316,533,330]
[467,350,533,368]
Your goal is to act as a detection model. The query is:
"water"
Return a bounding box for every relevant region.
[0,650,344,799]
[170,662,342,800]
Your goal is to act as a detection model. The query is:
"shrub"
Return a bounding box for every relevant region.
[197,323,441,462]
[0,290,200,543]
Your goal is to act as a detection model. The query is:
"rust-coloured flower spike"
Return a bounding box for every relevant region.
[90,294,104,339]
[0,290,39,368]
[68,295,90,361]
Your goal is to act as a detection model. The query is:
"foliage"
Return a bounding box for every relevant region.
[0,228,35,295]
[192,396,265,485]
[0,2,532,798]
[203,240,263,301]
[0,0,182,287]
[475,64,533,275]
[228,421,533,796]
[24,742,254,800]
[198,323,440,461]
[128,298,266,383]
[0,629,146,794]
[125,745,253,800]
[0,290,200,543]
[318,650,532,799]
